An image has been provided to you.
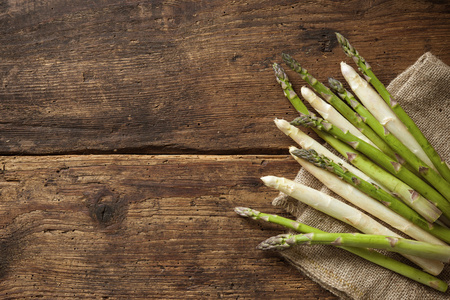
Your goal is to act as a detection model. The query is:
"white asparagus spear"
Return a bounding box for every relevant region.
[274,118,385,189]
[300,86,377,148]
[340,62,436,171]
[261,175,444,275]
[288,146,446,246]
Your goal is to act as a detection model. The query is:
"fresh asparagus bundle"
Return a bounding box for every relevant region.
[340,62,450,203]
[235,207,448,292]
[290,147,450,243]
[274,64,450,225]
[336,32,450,183]
[281,53,399,161]
[238,35,450,293]
[273,63,397,188]
[291,113,443,222]
[257,232,450,263]
[260,175,444,275]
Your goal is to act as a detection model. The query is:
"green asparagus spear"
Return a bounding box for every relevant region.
[234,207,447,292]
[290,114,444,222]
[336,32,450,184]
[290,148,450,243]
[257,232,450,263]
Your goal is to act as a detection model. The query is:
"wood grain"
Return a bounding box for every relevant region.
[0,155,337,299]
[0,0,448,154]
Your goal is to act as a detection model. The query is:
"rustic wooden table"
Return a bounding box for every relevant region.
[0,1,449,298]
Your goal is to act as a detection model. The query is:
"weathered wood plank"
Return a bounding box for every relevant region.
[0,155,338,299]
[0,0,448,154]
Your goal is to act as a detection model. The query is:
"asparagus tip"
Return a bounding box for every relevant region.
[274,118,291,133]
[290,147,308,159]
[281,52,292,62]
[281,53,304,74]
[260,175,279,188]
[290,148,330,170]
[234,207,258,218]
[335,32,344,42]
[290,113,323,129]
[335,32,359,59]
[300,85,315,99]
[335,32,349,46]
[272,62,287,81]
[256,234,293,251]
[328,77,345,93]
[340,61,355,77]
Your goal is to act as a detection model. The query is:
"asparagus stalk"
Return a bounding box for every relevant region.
[281,53,399,161]
[260,175,444,275]
[300,86,377,147]
[291,114,443,222]
[336,32,450,183]
[340,62,450,203]
[234,207,447,292]
[258,232,450,263]
[275,119,450,227]
[290,147,450,243]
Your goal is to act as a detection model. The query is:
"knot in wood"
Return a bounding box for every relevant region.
[85,187,127,228]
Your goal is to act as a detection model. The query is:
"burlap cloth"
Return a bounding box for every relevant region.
[272,52,450,299]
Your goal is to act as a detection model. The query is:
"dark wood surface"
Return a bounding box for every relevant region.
[0,0,449,298]
[1,155,325,299]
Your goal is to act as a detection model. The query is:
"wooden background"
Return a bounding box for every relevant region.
[0,0,449,298]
